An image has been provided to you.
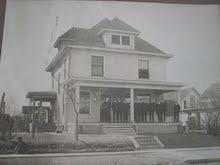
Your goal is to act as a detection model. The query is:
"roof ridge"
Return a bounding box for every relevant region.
[91,18,111,30]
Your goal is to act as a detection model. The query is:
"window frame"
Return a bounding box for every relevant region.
[138,59,150,79]
[190,95,196,108]
[111,34,120,45]
[184,100,187,109]
[64,58,67,80]
[121,35,130,46]
[91,56,104,77]
[58,74,61,94]
[79,90,91,114]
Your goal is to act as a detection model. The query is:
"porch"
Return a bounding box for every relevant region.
[63,77,184,133]
[23,91,57,132]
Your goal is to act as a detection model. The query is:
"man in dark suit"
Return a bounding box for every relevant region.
[162,101,167,123]
[174,103,180,122]
[149,102,155,122]
[112,98,117,122]
[144,102,149,122]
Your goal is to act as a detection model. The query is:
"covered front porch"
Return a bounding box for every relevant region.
[23,91,57,132]
[63,77,184,133]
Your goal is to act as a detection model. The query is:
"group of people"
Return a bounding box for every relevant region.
[100,98,130,123]
[134,102,167,123]
[100,98,181,123]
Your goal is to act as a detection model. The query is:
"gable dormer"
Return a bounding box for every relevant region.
[94,17,140,50]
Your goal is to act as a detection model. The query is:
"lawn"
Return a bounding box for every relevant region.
[157,132,220,149]
[0,133,135,154]
[1,132,220,154]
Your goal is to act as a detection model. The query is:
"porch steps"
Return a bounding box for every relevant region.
[102,125,136,135]
[134,136,164,150]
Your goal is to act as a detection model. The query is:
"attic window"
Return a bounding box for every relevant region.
[122,36,130,45]
[111,35,120,44]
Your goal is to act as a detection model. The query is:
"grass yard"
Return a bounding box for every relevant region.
[0,133,135,154]
[157,132,220,149]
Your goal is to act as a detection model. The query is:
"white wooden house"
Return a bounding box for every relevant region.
[46,17,184,134]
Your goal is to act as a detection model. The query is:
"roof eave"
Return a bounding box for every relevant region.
[67,45,173,58]
[97,28,140,36]
[46,47,69,72]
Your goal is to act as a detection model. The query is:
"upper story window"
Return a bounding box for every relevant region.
[111,35,120,44]
[122,36,130,45]
[138,59,149,79]
[91,56,104,77]
[111,34,130,46]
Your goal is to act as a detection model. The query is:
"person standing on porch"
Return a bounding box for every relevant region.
[134,101,138,122]
[116,98,121,122]
[156,102,162,122]
[112,98,117,122]
[174,103,180,122]
[119,100,124,122]
[149,102,153,122]
[140,101,145,123]
[125,102,129,122]
[162,102,167,123]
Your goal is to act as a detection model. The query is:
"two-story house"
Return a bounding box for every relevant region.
[164,87,200,128]
[46,17,184,134]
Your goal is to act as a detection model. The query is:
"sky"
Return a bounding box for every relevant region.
[0,0,220,114]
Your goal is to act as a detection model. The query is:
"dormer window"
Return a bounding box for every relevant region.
[111,34,130,46]
[111,35,120,44]
[122,36,130,45]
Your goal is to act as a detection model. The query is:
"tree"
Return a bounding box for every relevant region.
[199,83,220,135]
[53,74,80,140]
[0,92,14,140]
[65,86,79,140]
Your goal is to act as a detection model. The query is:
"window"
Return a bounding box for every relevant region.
[137,95,151,103]
[79,91,90,114]
[122,36,130,45]
[91,56,104,76]
[64,59,66,80]
[111,35,120,44]
[190,95,196,108]
[138,59,149,79]
[184,100,187,109]
[52,72,54,88]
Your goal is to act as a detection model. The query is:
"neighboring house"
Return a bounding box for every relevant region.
[197,82,220,129]
[45,17,184,133]
[180,87,200,110]
[163,87,200,127]
[179,87,200,129]
[199,82,220,110]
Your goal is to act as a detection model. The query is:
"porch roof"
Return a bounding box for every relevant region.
[26,91,57,102]
[65,76,184,91]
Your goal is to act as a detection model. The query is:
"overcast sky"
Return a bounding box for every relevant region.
[0,0,220,114]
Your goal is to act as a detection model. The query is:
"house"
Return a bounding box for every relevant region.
[45,17,184,134]
[163,87,200,128]
[22,91,57,132]
[196,82,220,129]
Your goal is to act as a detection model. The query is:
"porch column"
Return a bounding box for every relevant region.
[130,88,134,123]
[177,90,181,106]
[177,90,181,123]
[75,86,80,113]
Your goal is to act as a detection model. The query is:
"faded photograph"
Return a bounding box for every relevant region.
[0,0,220,164]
